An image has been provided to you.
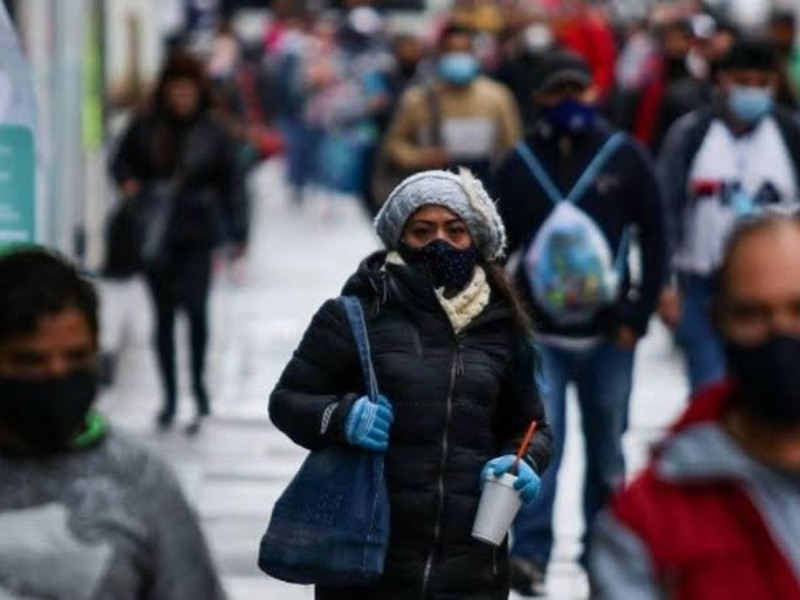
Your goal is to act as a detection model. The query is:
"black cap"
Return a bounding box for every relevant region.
[720,39,778,72]
[534,49,593,93]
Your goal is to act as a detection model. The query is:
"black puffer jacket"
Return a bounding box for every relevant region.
[270,254,553,599]
[110,111,247,250]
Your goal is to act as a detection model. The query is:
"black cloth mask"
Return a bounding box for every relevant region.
[398,240,479,292]
[725,334,800,425]
[0,369,98,455]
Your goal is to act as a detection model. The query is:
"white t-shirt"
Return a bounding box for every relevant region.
[674,117,799,276]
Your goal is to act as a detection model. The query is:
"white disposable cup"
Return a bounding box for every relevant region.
[471,472,523,546]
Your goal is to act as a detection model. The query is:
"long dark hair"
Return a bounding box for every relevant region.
[149,50,217,173]
[152,49,216,117]
[484,262,534,337]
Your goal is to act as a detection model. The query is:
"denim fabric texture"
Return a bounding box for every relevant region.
[259,297,390,586]
[676,274,726,394]
[511,340,634,569]
[280,118,323,189]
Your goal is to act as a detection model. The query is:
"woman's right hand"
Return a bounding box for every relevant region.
[122,179,142,199]
[344,395,394,453]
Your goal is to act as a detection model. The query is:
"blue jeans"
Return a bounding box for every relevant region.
[676,274,726,394]
[511,340,634,570]
[279,117,323,192]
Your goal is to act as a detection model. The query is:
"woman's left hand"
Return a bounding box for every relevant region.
[481,455,542,504]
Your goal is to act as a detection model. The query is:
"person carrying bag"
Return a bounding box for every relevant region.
[108,50,247,433]
[258,296,391,586]
[268,169,552,599]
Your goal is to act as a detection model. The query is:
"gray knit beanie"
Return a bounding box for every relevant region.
[374,169,507,261]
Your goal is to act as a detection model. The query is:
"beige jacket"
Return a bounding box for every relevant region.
[384,77,523,171]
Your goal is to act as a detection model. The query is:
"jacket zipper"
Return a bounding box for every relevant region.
[420,342,461,599]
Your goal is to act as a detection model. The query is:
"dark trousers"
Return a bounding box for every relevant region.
[145,247,212,419]
[676,274,726,394]
[512,340,634,570]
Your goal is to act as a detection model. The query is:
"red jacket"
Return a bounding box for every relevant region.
[593,382,800,599]
[557,13,617,101]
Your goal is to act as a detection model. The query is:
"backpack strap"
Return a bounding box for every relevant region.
[339,296,379,403]
[424,84,443,148]
[515,132,628,206]
[515,143,564,206]
[613,226,633,277]
[565,133,626,204]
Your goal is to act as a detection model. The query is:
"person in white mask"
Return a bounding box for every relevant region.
[657,38,800,395]
[382,24,522,189]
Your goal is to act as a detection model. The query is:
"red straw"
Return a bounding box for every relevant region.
[513,420,538,474]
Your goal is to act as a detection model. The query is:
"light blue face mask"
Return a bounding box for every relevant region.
[727,85,774,124]
[438,52,480,86]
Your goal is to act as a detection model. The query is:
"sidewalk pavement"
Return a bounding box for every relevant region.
[98,161,688,599]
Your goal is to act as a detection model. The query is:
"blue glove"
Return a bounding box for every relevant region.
[344,395,394,452]
[481,455,542,505]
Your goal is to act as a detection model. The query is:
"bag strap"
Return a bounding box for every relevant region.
[424,84,442,147]
[515,132,627,206]
[339,296,379,403]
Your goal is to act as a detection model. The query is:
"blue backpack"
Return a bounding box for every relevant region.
[516,133,630,326]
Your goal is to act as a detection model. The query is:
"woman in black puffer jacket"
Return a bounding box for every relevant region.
[110,51,246,434]
[270,169,553,599]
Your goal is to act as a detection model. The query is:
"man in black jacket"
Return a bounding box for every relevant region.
[656,39,800,394]
[493,49,667,595]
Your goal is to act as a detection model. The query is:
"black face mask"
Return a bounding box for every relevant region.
[665,56,690,79]
[398,239,479,292]
[399,62,419,80]
[0,369,98,455]
[725,334,800,425]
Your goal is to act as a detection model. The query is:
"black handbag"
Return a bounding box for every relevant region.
[102,197,144,279]
[102,180,178,277]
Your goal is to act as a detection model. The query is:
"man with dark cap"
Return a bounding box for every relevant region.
[657,38,800,395]
[0,248,224,599]
[592,214,800,599]
[494,49,666,596]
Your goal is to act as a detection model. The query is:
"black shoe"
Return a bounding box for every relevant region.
[185,415,206,436]
[192,384,210,418]
[510,557,547,597]
[156,412,174,431]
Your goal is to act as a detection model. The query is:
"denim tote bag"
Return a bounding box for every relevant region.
[258,296,390,586]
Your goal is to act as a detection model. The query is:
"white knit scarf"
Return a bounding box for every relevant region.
[385,251,491,333]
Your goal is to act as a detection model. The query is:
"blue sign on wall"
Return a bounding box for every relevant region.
[0,124,35,251]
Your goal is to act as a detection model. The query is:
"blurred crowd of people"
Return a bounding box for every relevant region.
[151,0,799,223]
[3,1,800,599]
